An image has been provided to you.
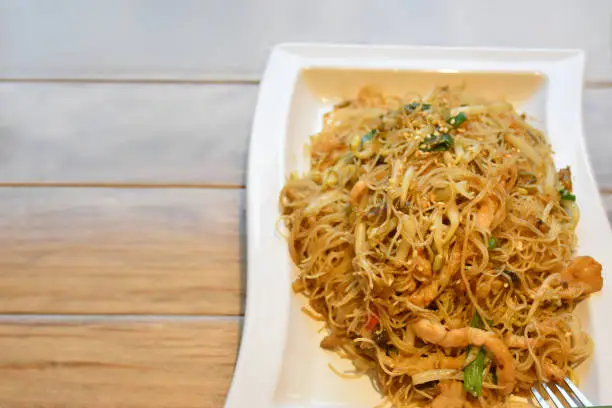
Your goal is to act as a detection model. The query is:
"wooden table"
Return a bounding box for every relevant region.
[1,1,612,407]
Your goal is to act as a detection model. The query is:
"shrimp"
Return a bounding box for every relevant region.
[311,134,341,155]
[310,134,347,167]
[410,246,461,307]
[475,277,504,299]
[429,381,470,408]
[412,319,515,394]
[542,358,565,381]
[503,333,540,349]
[560,256,603,295]
[349,180,369,206]
[475,279,492,299]
[476,198,495,230]
[557,286,586,299]
[409,284,439,308]
[528,258,603,321]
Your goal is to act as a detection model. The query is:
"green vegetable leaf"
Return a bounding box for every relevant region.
[559,188,576,201]
[418,134,454,152]
[464,312,486,397]
[488,237,497,250]
[470,312,484,329]
[404,102,431,112]
[447,112,467,127]
[361,129,377,145]
[464,347,486,397]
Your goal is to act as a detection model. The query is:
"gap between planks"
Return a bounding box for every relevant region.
[0,77,260,85]
[0,182,243,189]
[0,315,242,321]
[1,77,611,89]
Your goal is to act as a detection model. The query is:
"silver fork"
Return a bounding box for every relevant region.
[531,377,593,407]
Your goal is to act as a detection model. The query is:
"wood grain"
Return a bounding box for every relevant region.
[0,187,244,315]
[0,317,240,408]
[2,0,612,82]
[0,82,256,186]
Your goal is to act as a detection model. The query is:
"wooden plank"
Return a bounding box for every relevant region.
[0,187,243,315]
[0,317,239,408]
[1,0,611,82]
[0,82,256,186]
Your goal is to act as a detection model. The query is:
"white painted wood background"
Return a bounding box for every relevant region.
[1,0,611,196]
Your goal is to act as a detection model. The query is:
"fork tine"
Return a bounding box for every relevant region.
[563,377,592,407]
[532,385,551,408]
[554,383,580,408]
[542,383,565,408]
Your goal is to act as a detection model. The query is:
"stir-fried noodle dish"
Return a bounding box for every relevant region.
[279,86,604,407]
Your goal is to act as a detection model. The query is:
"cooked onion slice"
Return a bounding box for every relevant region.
[412,369,464,386]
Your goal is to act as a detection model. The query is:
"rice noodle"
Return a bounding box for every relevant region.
[280,86,601,407]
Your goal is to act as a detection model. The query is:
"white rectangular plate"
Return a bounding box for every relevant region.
[226,44,612,408]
